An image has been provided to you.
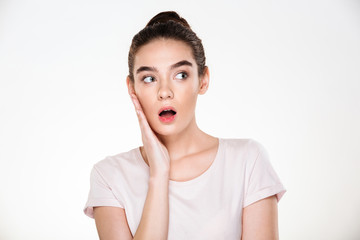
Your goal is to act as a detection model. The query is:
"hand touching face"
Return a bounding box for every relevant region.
[127,39,209,137]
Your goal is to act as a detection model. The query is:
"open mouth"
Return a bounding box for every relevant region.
[159,109,176,117]
[158,107,177,123]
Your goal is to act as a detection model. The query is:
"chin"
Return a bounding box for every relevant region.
[147,112,193,137]
[149,120,182,137]
[153,125,179,137]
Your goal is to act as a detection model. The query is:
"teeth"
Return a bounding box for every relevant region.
[162,109,175,113]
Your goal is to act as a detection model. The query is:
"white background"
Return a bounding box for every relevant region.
[0,0,359,239]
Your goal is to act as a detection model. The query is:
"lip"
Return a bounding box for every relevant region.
[158,106,177,123]
[158,106,177,115]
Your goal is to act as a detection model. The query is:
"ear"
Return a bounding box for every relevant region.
[198,66,210,95]
[126,76,136,96]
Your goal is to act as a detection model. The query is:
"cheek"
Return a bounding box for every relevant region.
[136,91,154,115]
[180,89,198,109]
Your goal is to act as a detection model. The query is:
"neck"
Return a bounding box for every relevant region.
[156,118,210,162]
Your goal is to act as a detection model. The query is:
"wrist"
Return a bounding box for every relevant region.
[149,171,170,182]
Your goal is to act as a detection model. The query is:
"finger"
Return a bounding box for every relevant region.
[130,94,146,120]
[130,94,144,123]
[130,93,142,111]
[130,94,154,138]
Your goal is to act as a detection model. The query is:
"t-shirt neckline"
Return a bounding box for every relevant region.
[135,138,223,187]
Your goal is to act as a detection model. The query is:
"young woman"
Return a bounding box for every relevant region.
[84,11,286,240]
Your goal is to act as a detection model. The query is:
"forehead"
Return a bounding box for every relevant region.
[134,38,195,69]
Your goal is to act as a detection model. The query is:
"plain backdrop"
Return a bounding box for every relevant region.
[0,0,359,239]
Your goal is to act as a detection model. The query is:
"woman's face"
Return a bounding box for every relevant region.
[127,38,209,136]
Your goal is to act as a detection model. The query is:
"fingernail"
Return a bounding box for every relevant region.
[136,110,140,115]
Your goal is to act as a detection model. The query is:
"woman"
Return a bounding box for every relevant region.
[84,11,286,240]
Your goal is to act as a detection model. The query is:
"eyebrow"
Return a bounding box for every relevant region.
[136,60,193,75]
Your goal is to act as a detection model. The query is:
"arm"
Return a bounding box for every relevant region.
[241,195,279,240]
[93,207,132,240]
[133,173,169,239]
[93,173,169,240]
[130,89,170,240]
[93,87,170,240]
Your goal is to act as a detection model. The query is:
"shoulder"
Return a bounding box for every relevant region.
[220,138,266,155]
[219,138,270,170]
[92,147,140,178]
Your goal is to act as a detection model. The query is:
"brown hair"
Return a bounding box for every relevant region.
[127,11,206,82]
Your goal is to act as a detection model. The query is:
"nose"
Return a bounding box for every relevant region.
[157,81,174,100]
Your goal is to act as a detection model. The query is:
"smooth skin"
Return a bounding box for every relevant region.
[93,39,279,240]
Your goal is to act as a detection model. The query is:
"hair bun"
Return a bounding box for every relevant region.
[146,11,191,29]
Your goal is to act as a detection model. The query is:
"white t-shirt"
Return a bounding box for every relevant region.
[84,138,286,239]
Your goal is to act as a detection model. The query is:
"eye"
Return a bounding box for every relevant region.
[143,76,155,83]
[175,72,188,80]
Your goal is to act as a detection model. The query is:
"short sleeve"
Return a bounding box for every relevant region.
[83,165,124,218]
[243,140,286,208]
